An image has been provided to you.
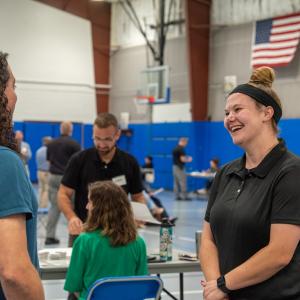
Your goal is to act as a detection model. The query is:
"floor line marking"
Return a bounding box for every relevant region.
[178,236,195,242]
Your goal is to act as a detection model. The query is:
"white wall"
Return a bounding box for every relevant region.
[0,0,96,122]
[152,102,191,123]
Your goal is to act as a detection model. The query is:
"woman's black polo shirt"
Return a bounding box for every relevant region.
[61,147,143,222]
[205,143,300,299]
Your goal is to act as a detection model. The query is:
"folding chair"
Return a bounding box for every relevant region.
[86,275,163,300]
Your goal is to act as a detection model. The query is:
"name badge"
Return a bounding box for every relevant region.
[112,175,127,186]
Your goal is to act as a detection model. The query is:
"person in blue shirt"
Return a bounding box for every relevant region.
[36,136,52,208]
[0,51,44,299]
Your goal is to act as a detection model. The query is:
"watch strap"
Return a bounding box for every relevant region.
[217,275,231,294]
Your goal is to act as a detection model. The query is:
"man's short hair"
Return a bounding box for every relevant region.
[60,121,73,135]
[43,136,52,145]
[94,113,119,129]
[179,137,188,143]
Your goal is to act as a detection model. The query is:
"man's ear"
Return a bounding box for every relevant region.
[115,129,121,141]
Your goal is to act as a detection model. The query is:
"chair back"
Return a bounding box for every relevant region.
[86,275,163,300]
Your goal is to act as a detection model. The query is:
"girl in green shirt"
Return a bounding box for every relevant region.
[64,181,148,300]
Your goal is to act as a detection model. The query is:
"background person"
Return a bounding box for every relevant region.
[141,155,154,190]
[143,154,153,168]
[172,137,193,201]
[45,121,81,245]
[35,136,52,208]
[64,181,148,300]
[141,155,177,224]
[15,129,32,176]
[200,66,300,300]
[0,52,44,299]
[139,156,165,220]
[196,157,220,195]
[58,113,148,246]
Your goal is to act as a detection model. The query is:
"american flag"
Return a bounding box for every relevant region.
[251,12,300,68]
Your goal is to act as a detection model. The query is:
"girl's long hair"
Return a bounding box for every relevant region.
[0,52,18,152]
[84,181,137,246]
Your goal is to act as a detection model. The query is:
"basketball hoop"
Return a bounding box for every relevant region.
[134,95,156,104]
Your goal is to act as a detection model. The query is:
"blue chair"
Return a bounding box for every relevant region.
[86,275,163,300]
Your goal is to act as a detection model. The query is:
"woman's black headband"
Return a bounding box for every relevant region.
[229,84,282,124]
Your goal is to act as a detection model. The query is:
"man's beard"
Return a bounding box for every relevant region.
[97,145,115,156]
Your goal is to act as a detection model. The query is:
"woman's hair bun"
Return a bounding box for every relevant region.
[249,66,275,88]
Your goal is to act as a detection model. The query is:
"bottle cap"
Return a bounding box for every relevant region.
[161,218,174,226]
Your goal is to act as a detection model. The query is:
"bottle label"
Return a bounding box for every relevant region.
[160,227,172,261]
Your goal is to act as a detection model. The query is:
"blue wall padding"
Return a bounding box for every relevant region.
[83,124,93,149]
[72,123,83,146]
[278,119,300,156]
[23,122,54,182]
[13,121,24,132]
[118,134,133,153]
[125,124,151,163]
[52,123,61,138]
[153,156,173,172]
[203,121,243,168]
[12,119,300,190]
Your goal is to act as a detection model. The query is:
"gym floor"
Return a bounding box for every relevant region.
[38,189,208,300]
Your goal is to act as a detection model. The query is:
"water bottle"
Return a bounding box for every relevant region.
[159,218,173,261]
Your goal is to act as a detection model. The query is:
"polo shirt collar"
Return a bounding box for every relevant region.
[226,141,286,179]
[110,147,121,164]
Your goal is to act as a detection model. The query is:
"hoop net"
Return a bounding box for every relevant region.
[134,95,156,104]
[133,95,155,115]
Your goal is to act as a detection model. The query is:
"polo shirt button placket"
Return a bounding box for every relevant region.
[236,180,245,197]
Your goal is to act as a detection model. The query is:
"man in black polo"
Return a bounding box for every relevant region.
[58,113,147,245]
[45,121,81,245]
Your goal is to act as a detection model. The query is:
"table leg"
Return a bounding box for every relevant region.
[179,272,184,300]
[163,288,178,300]
[157,274,178,300]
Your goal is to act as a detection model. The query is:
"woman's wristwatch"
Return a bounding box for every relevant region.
[217,275,231,294]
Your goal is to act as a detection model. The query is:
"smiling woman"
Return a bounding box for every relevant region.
[224,67,282,152]
[200,66,300,300]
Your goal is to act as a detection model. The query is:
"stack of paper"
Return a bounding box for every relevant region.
[131,202,161,224]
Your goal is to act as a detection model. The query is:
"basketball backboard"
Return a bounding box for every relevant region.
[136,65,171,104]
